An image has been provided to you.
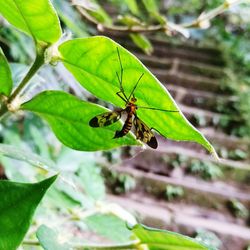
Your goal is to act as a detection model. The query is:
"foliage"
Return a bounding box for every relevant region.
[188,160,223,180]
[165,185,184,201]
[104,170,136,194]
[0,175,57,250]
[0,0,244,249]
[228,199,249,219]
[195,229,222,250]
[0,48,13,96]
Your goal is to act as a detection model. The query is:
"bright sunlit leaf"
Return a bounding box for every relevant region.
[58,36,215,154]
[21,91,139,151]
[0,0,62,44]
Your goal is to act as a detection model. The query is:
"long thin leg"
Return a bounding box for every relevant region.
[137,106,179,112]
[116,71,128,102]
[116,91,128,103]
[116,48,128,102]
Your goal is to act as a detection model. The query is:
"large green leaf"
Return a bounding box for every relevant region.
[0,47,13,96]
[133,224,212,250]
[58,36,215,153]
[0,175,57,250]
[21,91,139,151]
[0,0,61,44]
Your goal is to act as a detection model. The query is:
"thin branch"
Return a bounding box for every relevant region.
[182,0,244,28]
[75,0,244,35]
[76,5,166,33]
[22,239,140,249]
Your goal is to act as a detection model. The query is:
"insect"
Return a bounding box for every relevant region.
[89,48,178,149]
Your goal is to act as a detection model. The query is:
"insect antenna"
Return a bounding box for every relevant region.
[127,73,144,103]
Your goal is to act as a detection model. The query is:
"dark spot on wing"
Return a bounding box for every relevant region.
[89,117,99,127]
[147,136,158,149]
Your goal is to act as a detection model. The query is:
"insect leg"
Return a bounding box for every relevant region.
[137,106,179,112]
[116,91,128,103]
[116,48,129,102]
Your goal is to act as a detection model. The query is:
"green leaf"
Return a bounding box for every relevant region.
[21,90,139,151]
[0,47,13,96]
[142,0,159,14]
[124,0,139,15]
[85,214,132,243]
[130,34,153,55]
[37,225,71,250]
[0,175,57,250]
[0,0,62,44]
[132,224,212,250]
[59,36,215,153]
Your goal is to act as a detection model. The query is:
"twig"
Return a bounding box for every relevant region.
[76,5,166,33]
[75,0,244,34]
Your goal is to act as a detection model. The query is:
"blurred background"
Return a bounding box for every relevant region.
[0,0,250,249]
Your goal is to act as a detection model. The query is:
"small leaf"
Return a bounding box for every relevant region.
[0,175,57,250]
[73,0,112,25]
[21,91,139,151]
[130,34,153,55]
[124,0,140,16]
[85,214,132,243]
[142,0,159,14]
[132,224,212,250]
[37,225,71,250]
[59,36,215,153]
[0,47,13,96]
[0,0,62,44]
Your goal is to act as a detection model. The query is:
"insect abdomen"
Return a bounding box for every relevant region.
[113,113,133,138]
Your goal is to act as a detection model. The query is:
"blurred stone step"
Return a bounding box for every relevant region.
[151,68,221,92]
[135,53,226,79]
[109,165,250,202]
[166,84,235,112]
[108,33,225,66]
[108,194,250,241]
[200,127,250,151]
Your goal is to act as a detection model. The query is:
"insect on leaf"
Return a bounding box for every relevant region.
[58,36,216,155]
[89,110,122,127]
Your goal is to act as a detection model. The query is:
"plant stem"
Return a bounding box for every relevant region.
[0,45,46,118]
[8,48,45,103]
[73,240,140,250]
[22,239,140,249]
[22,240,40,246]
[76,0,243,33]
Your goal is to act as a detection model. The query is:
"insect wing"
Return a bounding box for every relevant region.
[134,116,158,149]
[89,111,122,127]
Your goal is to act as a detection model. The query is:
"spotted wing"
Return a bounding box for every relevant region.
[133,116,158,149]
[89,111,123,127]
